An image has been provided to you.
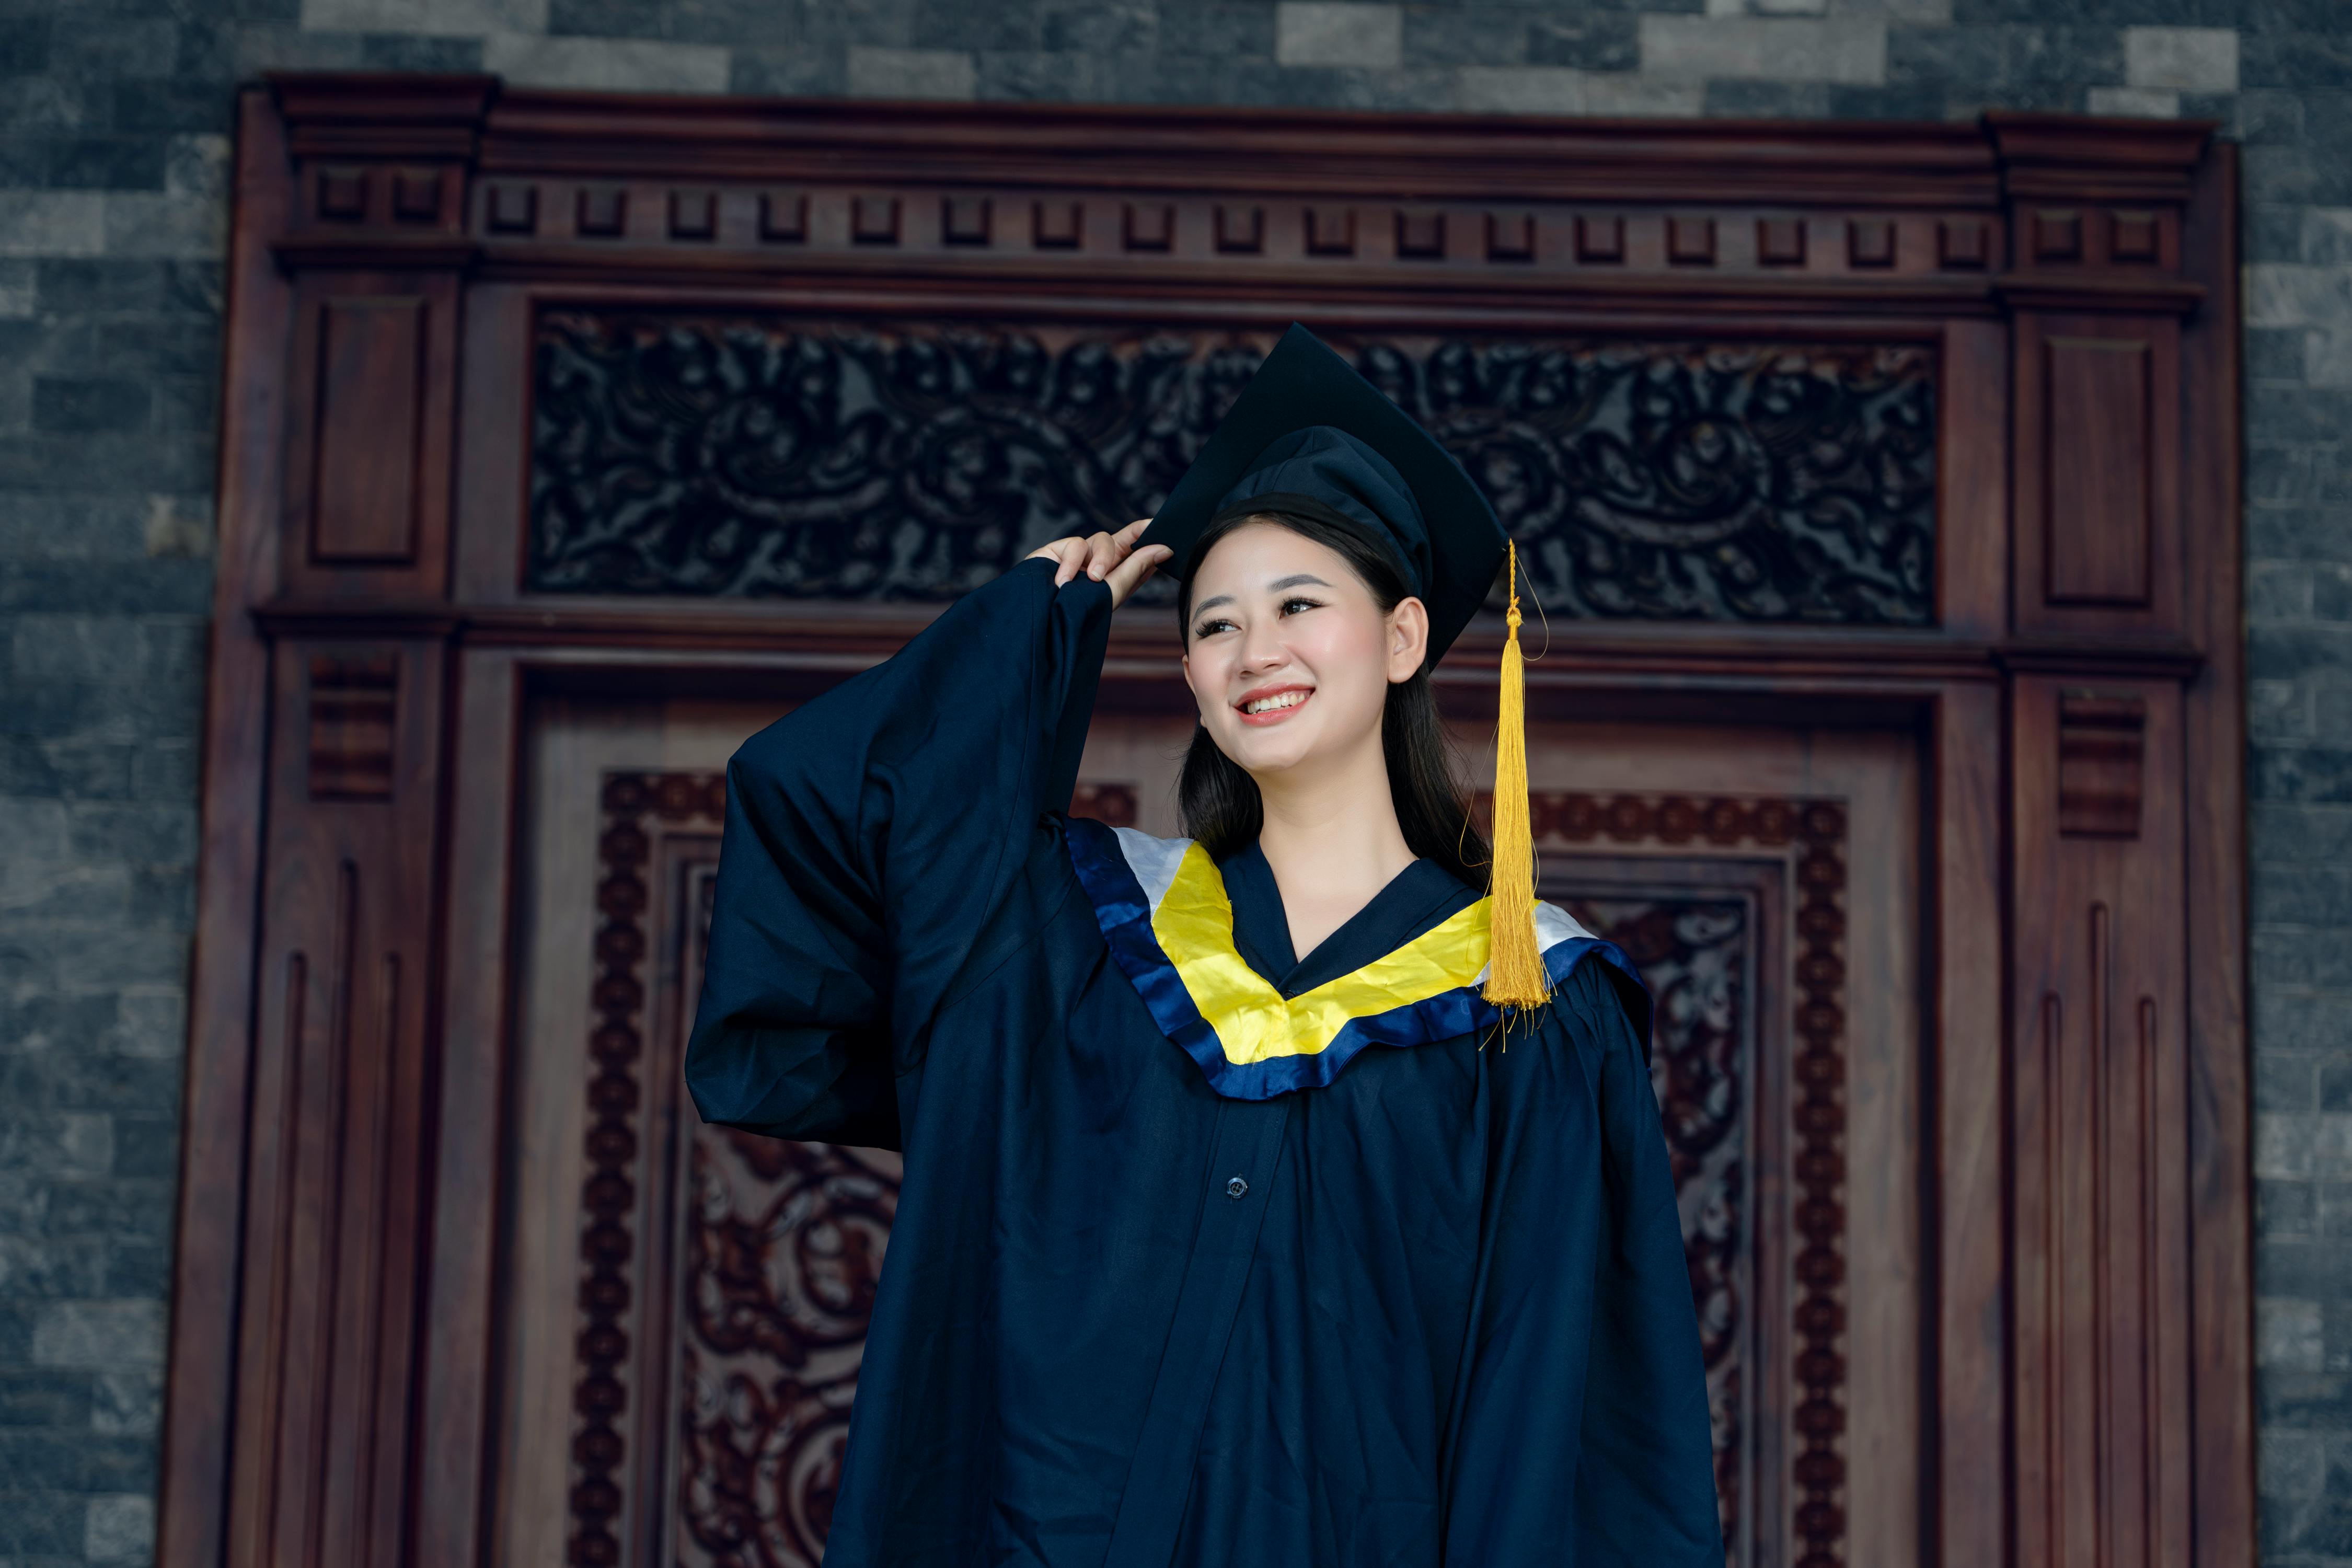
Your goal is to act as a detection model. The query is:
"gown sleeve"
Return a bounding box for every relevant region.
[684,558,1114,1148]
[1442,959,1722,1566]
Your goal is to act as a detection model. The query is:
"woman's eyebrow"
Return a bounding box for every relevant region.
[1268,573,1331,591]
[1191,593,1235,615]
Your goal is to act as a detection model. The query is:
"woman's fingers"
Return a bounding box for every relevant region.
[1083,531,1122,580]
[1105,543,1172,608]
[1028,521,1160,591]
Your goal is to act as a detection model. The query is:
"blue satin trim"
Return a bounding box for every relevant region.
[1065,818,1651,1100]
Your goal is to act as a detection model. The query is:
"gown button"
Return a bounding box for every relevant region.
[1225,1175,1249,1200]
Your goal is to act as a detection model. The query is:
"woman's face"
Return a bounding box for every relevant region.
[1180,522,1428,781]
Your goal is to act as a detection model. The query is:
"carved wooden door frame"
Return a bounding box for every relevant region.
[170,76,2250,1568]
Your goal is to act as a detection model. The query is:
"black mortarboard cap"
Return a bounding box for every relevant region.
[1145,324,1507,662]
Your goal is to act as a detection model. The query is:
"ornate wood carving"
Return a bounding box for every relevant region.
[576,773,906,1568]
[528,314,1935,625]
[1524,792,1850,1568]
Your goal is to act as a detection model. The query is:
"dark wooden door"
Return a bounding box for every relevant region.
[496,704,1917,1568]
[169,81,2252,1568]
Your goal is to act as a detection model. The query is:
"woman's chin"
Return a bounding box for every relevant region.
[1217,725,1322,780]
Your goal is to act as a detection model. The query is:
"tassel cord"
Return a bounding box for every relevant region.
[1482,541,1550,1010]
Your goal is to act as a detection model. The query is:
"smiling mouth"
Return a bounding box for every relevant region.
[1235,687,1312,724]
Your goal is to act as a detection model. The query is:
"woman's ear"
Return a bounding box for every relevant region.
[1386,597,1431,683]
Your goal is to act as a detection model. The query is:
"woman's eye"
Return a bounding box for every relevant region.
[1194,616,1235,638]
[1278,596,1322,616]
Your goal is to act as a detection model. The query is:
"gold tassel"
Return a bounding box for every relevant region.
[1483,540,1549,1011]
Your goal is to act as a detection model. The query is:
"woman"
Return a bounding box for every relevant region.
[687,327,1719,1566]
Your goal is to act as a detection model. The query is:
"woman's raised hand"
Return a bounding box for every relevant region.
[1027,519,1172,609]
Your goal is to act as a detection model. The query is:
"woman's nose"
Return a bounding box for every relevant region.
[1236,621,1286,674]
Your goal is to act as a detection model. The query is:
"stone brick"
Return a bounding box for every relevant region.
[1452,66,1703,115]
[2325,1062,2352,1115]
[1401,8,1529,67]
[49,19,180,79]
[107,1121,178,1182]
[1276,3,1401,69]
[2087,85,2179,115]
[845,44,977,97]
[2240,25,2352,90]
[480,31,731,90]
[2263,1425,2329,1497]
[86,1492,153,1563]
[43,136,167,192]
[1704,78,1832,113]
[2324,1181,2352,1239]
[90,1367,160,1439]
[2259,862,2352,928]
[1524,13,1640,70]
[2262,1177,2318,1237]
[0,1115,111,1180]
[0,1368,87,1430]
[2123,24,2239,89]
[28,1300,162,1371]
[360,32,488,70]
[2251,678,2313,742]
[299,0,550,31]
[728,44,853,95]
[2261,1238,2352,1304]
[0,192,104,259]
[1156,3,1276,60]
[28,379,148,436]
[913,0,1041,51]
[2265,1296,2329,1372]
[0,17,50,73]
[2253,748,2352,806]
[1640,15,1886,83]
[2263,1113,2320,1180]
[2254,802,2352,864]
[2247,263,2352,328]
[1040,1,1155,55]
[2262,1051,2322,1114]
[96,192,225,260]
[0,1486,85,1555]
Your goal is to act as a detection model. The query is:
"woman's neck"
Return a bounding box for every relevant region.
[1252,732,1416,962]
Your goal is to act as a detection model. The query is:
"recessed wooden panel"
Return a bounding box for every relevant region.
[942,194,991,246]
[1394,210,1443,258]
[1938,218,1989,270]
[1758,216,1806,266]
[309,296,424,566]
[307,654,398,799]
[1486,210,1535,262]
[1214,202,1263,254]
[1668,215,1716,266]
[759,190,808,242]
[1575,213,1624,263]
[667,189,717,240]
[1033,198,1081,248]
[1848,217,1895,268]
[1305,204,1354,257]
[2044,335,2154,607]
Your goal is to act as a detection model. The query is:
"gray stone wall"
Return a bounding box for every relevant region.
[0,1,2342,1563]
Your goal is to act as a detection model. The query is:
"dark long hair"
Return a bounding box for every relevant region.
[1174,509,1489,886]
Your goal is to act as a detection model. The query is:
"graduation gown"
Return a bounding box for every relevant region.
[685,557,1721,1567]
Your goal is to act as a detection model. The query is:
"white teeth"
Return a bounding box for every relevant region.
[1243,690,1308,714]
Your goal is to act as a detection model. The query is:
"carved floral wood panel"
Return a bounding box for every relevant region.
[528,316,1935,625]
[578,777,1841,1567]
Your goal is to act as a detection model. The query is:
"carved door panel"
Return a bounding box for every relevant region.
[500,700,1917,1568]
